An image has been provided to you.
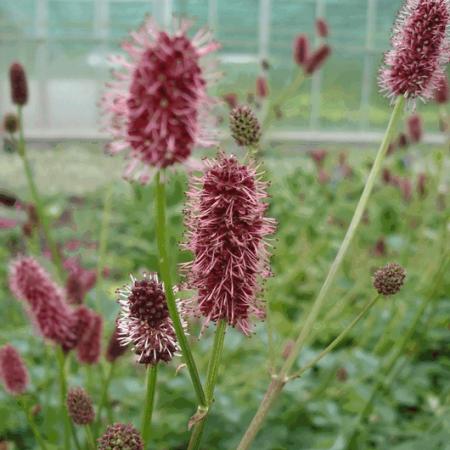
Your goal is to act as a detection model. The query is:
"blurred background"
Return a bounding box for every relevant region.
[0,0,445,142]
[0,1,449,450]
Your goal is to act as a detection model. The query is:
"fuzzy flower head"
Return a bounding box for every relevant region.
[229,105,261,147]
[183,153,276,335]
[66,387,95,425]
[76,310,103,365]
[117,273,179,365]
[98,423,144,450]
[380,0,450,102]
[373,262,407,296]
[0,344,29,396]
[102,18,219,182]
[9,62,28,106]
[9,257,76,348]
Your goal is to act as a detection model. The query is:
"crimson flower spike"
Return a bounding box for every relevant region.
[379,0,450,103]
[0,344,29,396]
[9,257,76,348]
[117,273,180,365]
[293,34,309,67]
[101,18,220,183]
[183,153,276,335]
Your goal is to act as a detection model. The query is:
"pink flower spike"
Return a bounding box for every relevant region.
[434,74,449,103]
[304,44,331,75]
[9,257,76,348]
[117,273,180,365]
[315,18,329,38]
[293,34,309,67]
[183,153,276,335]
[379,0,450,102]
[76,311,103,365]
[256,76,269,98]
[102,18,220,182]
[0,344,29,396]
[407,114,423,143]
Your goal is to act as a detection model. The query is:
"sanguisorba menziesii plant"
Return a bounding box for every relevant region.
[102,18,220,425]
[236,1,449,448]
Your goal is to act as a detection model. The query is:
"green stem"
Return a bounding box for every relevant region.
[56,347,71,450]
[141,364,158,446]
[347,253,449,447]
[17,107,64,281]
[262,71,305,130]
[236,95,405,450]
[187,320,227,450]
[18,398,48,450]
[96,362,115,431]
[96,183,113,282]
[289,295,380,380]
[85,424,96,450]
[154,171,206,407]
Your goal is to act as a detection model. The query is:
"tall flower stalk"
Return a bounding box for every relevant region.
[154,172,207,408]
[236,95,405,450]
[9,63,64,280]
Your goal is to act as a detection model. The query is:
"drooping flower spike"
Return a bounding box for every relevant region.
[9,257,76,348]
[183,152,276,335]
[102,18,220,183]
[379,0,450,103]
[117,273,180,365]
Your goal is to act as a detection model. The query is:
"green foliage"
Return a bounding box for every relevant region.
[0,144,449,449]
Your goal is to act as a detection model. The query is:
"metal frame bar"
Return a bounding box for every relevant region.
[309,0,325,130]
[360,0,378,129]
[258,0,271,62]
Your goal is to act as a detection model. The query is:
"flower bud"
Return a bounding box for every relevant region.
[256,76,269,98]
[9,63,28,106]
[66,387,95,425]
[304,44,331,75]
[97,423,143,450]
[0,344,29,396]
[293,34,309,66]
[3,113,19,134]
[373,262,406,296]
[407,114,423,143]
[315,18,329,38]
[229,105,261,147]
[434,75,449,104]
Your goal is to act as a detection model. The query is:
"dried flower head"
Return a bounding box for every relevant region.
[117,274,179,365]
[66,387,95,425]
[304,44,331,75]
[256,76,269,98]
[105,323,128,363]
[315,18,329,38]
[183,153,276,334]
[3,113,19,134]
[373,262,406,296]
[379,0,450,101]
[9,257,76,347]
[229,105,261,147]
[434,74,449,103]
[102,18,219,182]
[398,132,409,148]
[9,63,28,106]
[76,311,103,365]
[98,423,144,450]
[0,344,29,396]
[293,34,309,66]
[407,113,423,142]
